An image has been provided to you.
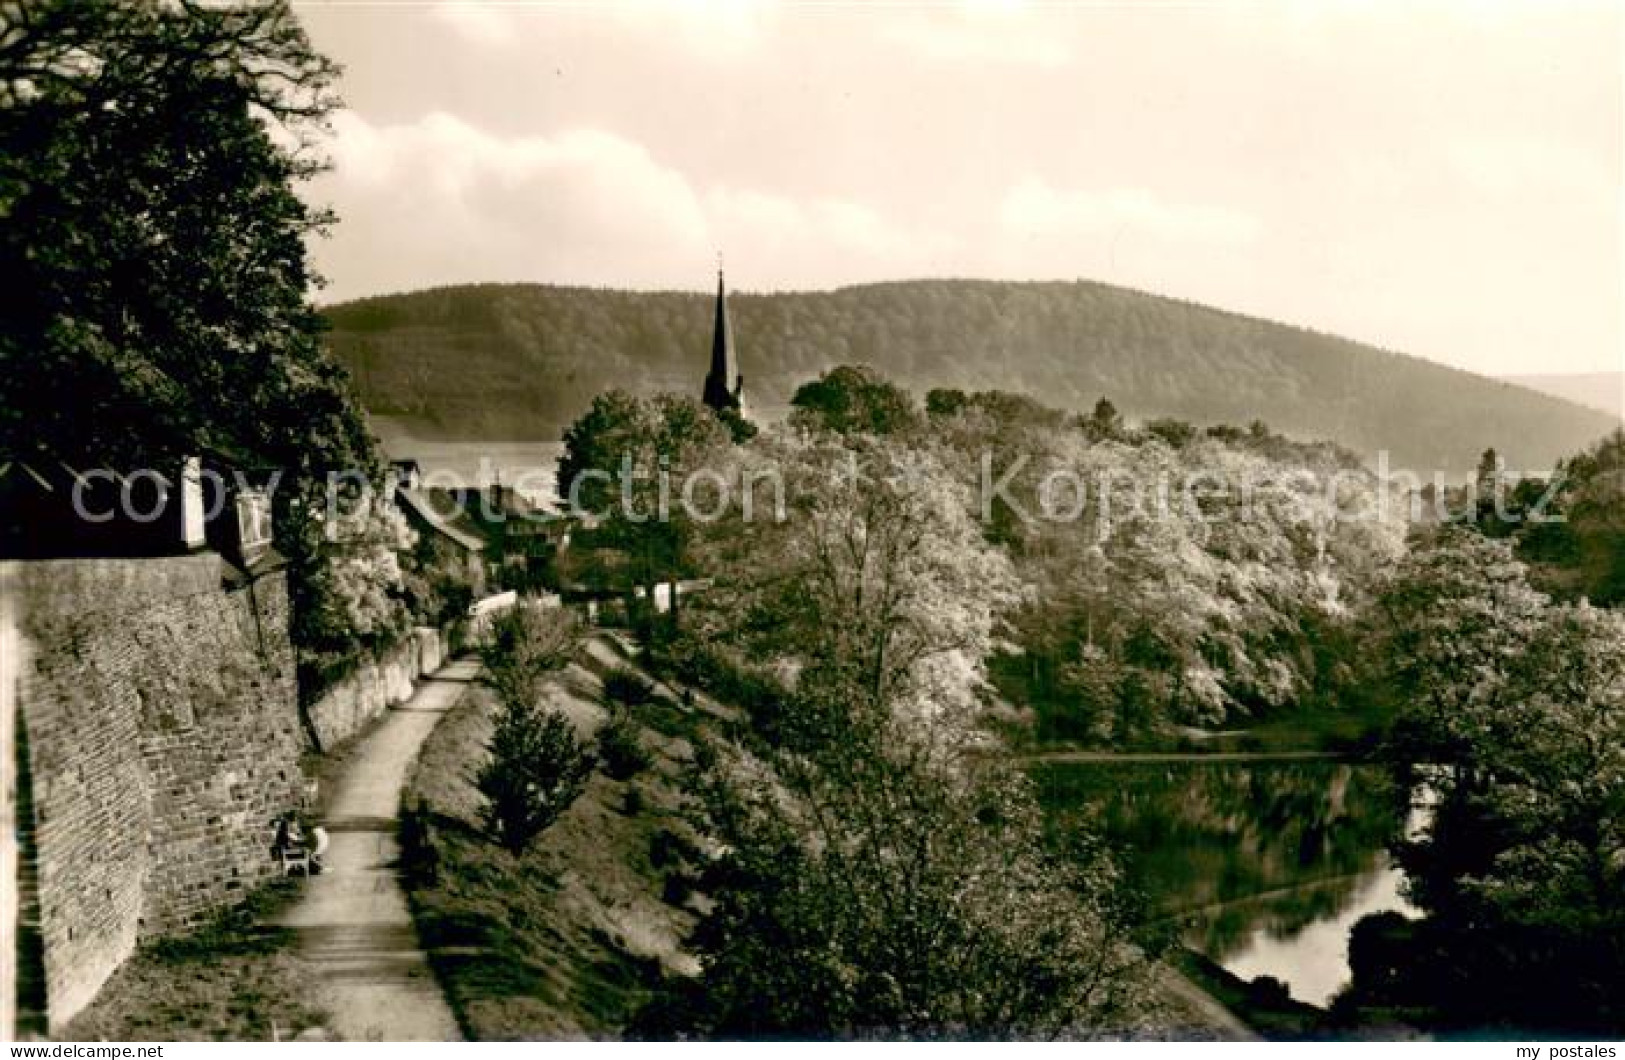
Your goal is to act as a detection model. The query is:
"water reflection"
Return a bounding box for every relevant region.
[1034,760,1414,1006]
[1218,865,1414,1007]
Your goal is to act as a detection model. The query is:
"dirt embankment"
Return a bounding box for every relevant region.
[404,638,1255,1041]
[403,646,713,1039]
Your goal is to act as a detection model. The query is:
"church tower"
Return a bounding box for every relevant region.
[702,268,745,417]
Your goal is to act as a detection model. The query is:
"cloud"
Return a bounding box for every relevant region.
[309,112,948,299]
[314,112,708,295]
[426,1,763,58]
[1445,135,1614,203]
[425,3,517,50]
[604,0,765,58]
[309,113,1271,302]
[982,178,1265,312]
[706,188,954,275]
[296,1,1621,375]
[880,6,1070,68]
[998,178,1260,248]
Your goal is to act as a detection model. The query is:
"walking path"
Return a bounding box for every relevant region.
[1157,965,1261,1041]
[1018,749,1350,765]
[278,658,479,1042]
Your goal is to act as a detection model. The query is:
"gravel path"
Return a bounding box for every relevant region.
[1018,749,1350,764]
[277,659,478,1042]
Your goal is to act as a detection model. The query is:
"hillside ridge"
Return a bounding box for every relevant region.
[323,279,1615,477]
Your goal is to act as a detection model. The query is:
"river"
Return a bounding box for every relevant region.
[1034,758,1419,1008]
[376,434,565,507]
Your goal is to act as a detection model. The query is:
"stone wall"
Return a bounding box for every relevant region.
[303,625,451,752]
[1,554,303,1032]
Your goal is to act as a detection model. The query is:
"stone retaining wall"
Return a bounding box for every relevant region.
[2,555,301,1031]
[303,625,453,752]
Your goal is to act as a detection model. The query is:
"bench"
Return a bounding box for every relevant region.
[279,845,312,876]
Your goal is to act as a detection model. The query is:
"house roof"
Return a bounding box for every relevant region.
[395,486,487,552]
[0,450,282,491]
[0,460,55,491]
[0,459,177,491]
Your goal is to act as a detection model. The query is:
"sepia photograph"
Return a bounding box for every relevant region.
[1,0,1622,1046]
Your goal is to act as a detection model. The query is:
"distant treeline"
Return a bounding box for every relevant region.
[323,280,1616,477]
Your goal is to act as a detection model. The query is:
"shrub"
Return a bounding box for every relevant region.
[652,641,786,732]
[1247,976,1292,1006]
[1144,416,1196,448]
[400,798,441,886]
[597,710,653,781]
[476,697,594,853]
[603,666,655,708]
[662,872,696,908]
[482,605,581,708]
[401,567,473,628]
[648,826,702,870]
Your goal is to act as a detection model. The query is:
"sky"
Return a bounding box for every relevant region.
[293,0,1623,378]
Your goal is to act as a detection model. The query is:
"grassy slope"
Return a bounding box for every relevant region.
[403,656,702,1039]
[403,641,1256,1040]
[60,880,329,1042]
[323,279,1616,476]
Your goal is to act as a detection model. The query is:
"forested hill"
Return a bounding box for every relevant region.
[323,280,1614,476]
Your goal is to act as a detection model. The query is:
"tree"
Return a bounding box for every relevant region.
[290,494,415,681]
[790,365,919,437]
[645,730,1149,1039]
[602,666,656,708]
[644,427,1147,1038]
[924,387,969,418]
[557,391,734,628]
[475,603,590,853]
[1489,430,1625,605]
[695,432,1019,739]
[1359,529,1625,1033]
[480,603,582,711]
[1474,446,1500,490]
[476,695,594,853]
[945,403,1400,738]
[1082,397,1122,441]
[0,0,402,680]
[0,0,363,469]
[598,665,657,781]
[596,704,652,781]
[1559,429,1625,604]
[714,405,758,445]
[556,390,655,516]
[1143,417,1195,449]
[1370,528,1547,770]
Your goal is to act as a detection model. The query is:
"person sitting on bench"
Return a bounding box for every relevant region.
[271,812,312,875]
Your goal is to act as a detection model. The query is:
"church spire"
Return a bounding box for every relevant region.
[702,265,744,415]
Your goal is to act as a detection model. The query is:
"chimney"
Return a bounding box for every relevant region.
[179,457,205,550]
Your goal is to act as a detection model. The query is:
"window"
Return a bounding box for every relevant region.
[236,489,273,557]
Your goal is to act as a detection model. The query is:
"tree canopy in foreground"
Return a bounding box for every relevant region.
[0,0,408,678]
